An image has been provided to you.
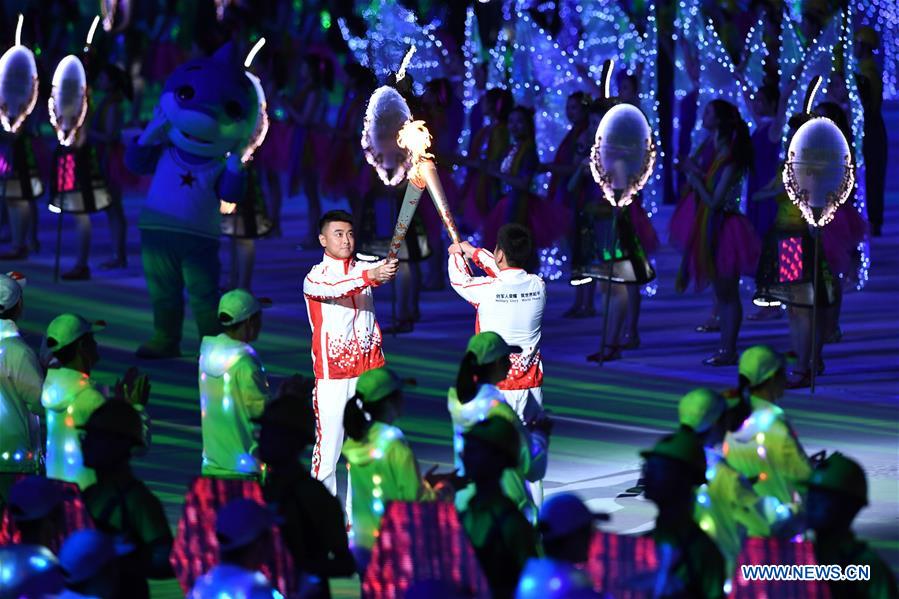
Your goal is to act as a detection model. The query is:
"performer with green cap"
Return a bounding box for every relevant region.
[197,288,273,478]
[723,345,811,532]
[680,388,769,579]
[341,366,432,573]
[641,429,726,599]
[807,453,898,598]
[448,331,550,525]
[460,415,539,599]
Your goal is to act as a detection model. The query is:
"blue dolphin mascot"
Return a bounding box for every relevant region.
[126,43,257,359]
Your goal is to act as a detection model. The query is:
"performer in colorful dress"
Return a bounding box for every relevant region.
[483,106,567,251]
[670,99,760,366]
[569,99,659,358]
[754,111,865,388]
[541,92,590,317]
[854,26,887,237]
[0,122,43,260]
[458,88,512,233]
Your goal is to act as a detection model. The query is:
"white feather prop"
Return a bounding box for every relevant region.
[361,85,413,186]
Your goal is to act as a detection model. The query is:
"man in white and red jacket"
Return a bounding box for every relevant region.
[304,210,398,495]
[448,223,547,423]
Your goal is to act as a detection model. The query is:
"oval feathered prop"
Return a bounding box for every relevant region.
[361,85,415,186]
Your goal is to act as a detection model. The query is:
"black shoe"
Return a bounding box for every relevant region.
[702,351,737,366]
[61,265,91,281]
[136,342,182,360]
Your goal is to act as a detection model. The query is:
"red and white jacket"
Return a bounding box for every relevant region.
[448,249,545,390]
[304,253,386,380]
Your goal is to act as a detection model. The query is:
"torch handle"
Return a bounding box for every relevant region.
[419,160,462,245]
[386,179,426,261]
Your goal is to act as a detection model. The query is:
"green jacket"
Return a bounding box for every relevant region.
[42,368,105,489]
[198,334,270,477]
[342,422,427,550]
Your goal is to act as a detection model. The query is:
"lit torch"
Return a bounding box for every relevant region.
[361,46,464,261]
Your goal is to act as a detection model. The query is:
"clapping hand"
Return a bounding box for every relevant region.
[114,367,150,407]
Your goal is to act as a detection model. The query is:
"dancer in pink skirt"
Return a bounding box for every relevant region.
[670,100,760,365]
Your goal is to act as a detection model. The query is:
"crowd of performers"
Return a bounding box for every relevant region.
[0,1,893,598]
[0,6,885,388]
[0,255,896,596]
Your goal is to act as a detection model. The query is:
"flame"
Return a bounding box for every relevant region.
[397,120,433,185]
[219,200,237,215]
[15,14,23,46]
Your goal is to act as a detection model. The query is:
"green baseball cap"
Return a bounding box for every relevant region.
[218,289,272,327]
[46,314,105,351]
[356,367,414,404]
[678,388,726,433]
[465,332,522,365]
[807,453,868,505]
[640,429,707,484]
[739,345,794,387]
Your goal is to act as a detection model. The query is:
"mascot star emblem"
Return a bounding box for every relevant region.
[179,171,196,188]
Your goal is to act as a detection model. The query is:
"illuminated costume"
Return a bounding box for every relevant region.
[0,131,43,257]
[723,396,811,528]
[198,334,270,478]
[0,24,43,259]
[342,422,428,552]
[695,447,770,576]
[583,189,658,285]
[303,253,386,494]
[41,367,105,489]
[221,164,272,240]
[188,564,281,599]
[125,44,255,359]
[0,316,44,494]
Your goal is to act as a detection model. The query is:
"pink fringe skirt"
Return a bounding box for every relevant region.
[822,203,867,278]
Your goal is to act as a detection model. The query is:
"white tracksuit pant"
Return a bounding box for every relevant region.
[312,377,357,495]
[500,386,545,507]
